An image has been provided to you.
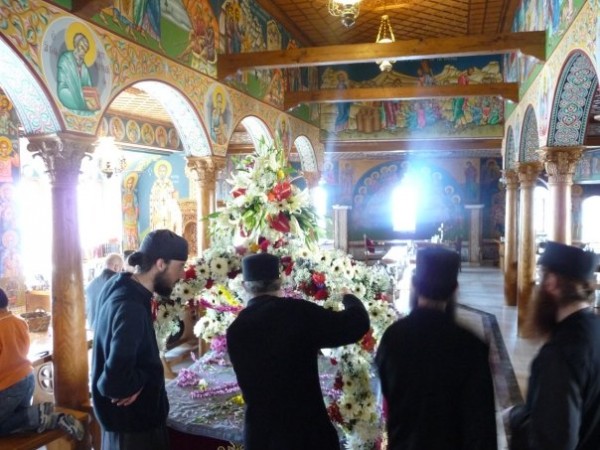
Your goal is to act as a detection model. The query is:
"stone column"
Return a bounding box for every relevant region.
[503,170,519,306]
[464,204,484,265]
[187,156,226,253]
[27,132,95,410]
[516,161,542,332]
[332,205,351,253]
[537,146,583,244]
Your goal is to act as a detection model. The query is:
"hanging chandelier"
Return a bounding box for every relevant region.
[96,137,127,178]
[375,14,396,72]
[328,0,362,27]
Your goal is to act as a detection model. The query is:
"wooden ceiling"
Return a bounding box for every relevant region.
[257,0,518,47]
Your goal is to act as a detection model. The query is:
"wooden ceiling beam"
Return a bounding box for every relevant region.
[324,138,503,153]
[284,82,519,110]
[217,31,546,79]
[71,0,113,16]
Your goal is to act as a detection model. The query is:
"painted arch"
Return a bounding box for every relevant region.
[504,126,516,170]
[0,36,61,134]
[293,135,318,172]
[547,51,599,146]
[133,81,211,156]
[519,105,540,163]
[239,116,274,149]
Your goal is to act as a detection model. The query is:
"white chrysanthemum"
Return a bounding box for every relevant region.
[210,257,229,277]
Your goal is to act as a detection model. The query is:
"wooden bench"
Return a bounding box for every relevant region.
[0,407,88,450]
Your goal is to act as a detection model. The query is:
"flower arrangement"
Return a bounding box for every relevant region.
[163,138,398,449]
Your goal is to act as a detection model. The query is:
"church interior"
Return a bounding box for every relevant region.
[0,0,600,448]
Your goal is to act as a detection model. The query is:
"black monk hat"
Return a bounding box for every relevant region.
[414,247,460,301]
[242,253,280,282]
[538,241,597,281]
[136,229,188,262]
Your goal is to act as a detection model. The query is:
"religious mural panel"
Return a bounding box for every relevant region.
[41,18,112,117]
[205,83,232,152]
[320,56,504,141]
[0,93,21,282]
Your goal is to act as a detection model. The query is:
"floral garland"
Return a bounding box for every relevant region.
[162,138,398,450]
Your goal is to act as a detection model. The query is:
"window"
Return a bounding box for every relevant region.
[392,179,418,232]
[533,186,549,237]
[582,196,600,251]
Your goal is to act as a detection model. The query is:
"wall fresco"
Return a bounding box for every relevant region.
[0,93,21,281]
[506,0,586,90]
[320,57,504,140]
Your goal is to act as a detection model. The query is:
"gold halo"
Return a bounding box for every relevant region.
[0,136,13,157]
[154,160,172,178]
[123,172,139,188]
[212,87,226,112]
[65,22,97,67]
[0,95,12,111]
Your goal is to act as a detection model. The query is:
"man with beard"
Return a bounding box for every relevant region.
[508,241,600,450]
[376,247,497,450]
[91,229,187,450]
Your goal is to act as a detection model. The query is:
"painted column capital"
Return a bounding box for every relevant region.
[26,132,95,186]
[516,161,543,186]
[501,169,519,189]
[537,146,583,184]
[186,155,226,187]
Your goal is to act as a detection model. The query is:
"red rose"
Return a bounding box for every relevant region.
[327,402,343,424]
[312,272,326,286]
[205,278,214,289]
[184,266,196,280]
[361,329,376,353]
[314,288,328,300]
[269,212,290,233]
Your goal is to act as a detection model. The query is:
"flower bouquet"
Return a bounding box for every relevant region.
[164,138,397,449]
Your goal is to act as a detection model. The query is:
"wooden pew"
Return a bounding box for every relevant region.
[0,407,88,450]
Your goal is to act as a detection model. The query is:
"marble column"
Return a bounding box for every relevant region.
[516,161,542,332]
[27,132,95,410]
[502,169,519,306]
[187,156,226,254]
[537,146,583,244]
[332,205,351,253]
[464,204,484,265]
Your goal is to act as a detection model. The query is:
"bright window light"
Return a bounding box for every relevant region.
[533,186,549,236]
[392,179,417,232]
[311,183,327,231]
[582,196,600,251]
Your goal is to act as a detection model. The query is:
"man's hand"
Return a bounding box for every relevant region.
[111,387,143,407]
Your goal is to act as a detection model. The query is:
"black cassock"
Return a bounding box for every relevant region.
[510,309,600,450]
[227,293,370,450]
[376,307,497,450]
